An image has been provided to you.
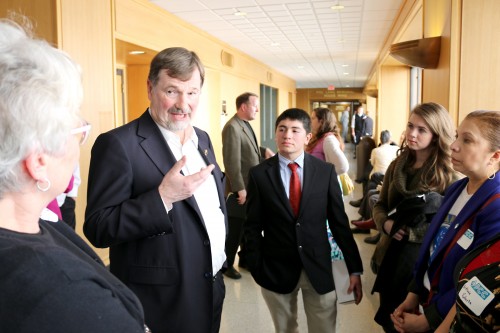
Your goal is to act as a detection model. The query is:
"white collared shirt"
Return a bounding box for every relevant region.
[157,125,226,275]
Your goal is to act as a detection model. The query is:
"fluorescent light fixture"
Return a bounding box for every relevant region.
[129,50,145,55]
[271,42,280,46]
[331,4,344,10]
[234,10,247,16]
[297,65,305,69]
[342,64,349,67]
[343,72,349,75]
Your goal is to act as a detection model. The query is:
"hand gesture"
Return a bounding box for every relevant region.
[158,156,215,207]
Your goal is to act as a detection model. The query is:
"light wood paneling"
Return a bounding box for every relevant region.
[59,0,114,262]
[422,0,452,111]
[126,64,150,121]
[378,66,411,142]
[458,0,500,121]
[0,0,57,43]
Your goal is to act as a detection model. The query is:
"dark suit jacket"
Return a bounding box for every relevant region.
[84,110,227,333]
[362,116,373,136]
[244,153,363,294]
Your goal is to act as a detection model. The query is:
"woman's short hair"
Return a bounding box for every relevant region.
[464,110,500,152]
[0,18,83,196]
[380,130,391,144]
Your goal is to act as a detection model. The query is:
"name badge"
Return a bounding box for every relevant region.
[457,229,474,250]
[458,276,495,316]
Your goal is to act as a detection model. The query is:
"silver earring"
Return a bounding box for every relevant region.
[36,178,51,192]
[488,172,496,180]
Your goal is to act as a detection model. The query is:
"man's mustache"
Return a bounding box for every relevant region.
[168,107,192,115]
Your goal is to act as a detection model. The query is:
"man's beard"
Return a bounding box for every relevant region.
[165,106,191,131]
[165,118,189,131]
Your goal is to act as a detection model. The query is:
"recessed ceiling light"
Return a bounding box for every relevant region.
[297,65,305,69]
[129,50,145,55]
[271,42,280,46]
[234,10,247,16]
[342,64,349,67]
[343,72,349,75]
[331,4,344,10]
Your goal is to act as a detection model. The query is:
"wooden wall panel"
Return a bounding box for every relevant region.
[59,0,114,262]
[422,0,452,111]
[0,0,57,44]
[458,0,500,121]
[378,66,411,143]
[126,64,150,121]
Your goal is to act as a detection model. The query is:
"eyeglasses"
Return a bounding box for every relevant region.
[70,121,91,145]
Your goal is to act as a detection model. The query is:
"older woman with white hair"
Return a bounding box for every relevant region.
[0,18,148,332]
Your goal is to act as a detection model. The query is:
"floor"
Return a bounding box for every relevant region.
[219,143,385,333]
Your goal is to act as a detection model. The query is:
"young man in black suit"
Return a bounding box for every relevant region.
[245,108,363,333]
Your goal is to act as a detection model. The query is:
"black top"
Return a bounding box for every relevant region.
[0,219,146,333]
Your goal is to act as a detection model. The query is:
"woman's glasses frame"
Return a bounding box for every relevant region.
[70,122,91,145]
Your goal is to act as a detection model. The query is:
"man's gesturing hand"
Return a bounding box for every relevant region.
[159,156,215,207]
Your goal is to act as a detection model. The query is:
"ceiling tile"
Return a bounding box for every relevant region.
[150,0,405,88]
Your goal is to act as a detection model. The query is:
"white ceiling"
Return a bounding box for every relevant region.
[149,0,405,89]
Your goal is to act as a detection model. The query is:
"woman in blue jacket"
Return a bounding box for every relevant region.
[391,110,500,332]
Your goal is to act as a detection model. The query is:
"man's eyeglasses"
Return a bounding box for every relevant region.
[70,122,91,145]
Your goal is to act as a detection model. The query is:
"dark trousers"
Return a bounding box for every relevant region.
[212,271,225,333]
[225,216,246,267]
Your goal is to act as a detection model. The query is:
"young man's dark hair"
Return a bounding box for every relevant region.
[275,108,311,133]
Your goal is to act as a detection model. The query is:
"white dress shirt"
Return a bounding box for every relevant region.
[158,125,226,275]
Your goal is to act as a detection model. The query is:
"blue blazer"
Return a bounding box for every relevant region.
[413,171,500,327]
[84,110,227,333]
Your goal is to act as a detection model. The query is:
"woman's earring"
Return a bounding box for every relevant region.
[36,178,51,192]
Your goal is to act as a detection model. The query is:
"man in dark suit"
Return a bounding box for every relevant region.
[363,109,374,137]
[84,47,227,333]
[222,92,262,279]
[244,108,363,333]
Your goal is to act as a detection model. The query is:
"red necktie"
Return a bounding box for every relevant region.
[288,163,301,217]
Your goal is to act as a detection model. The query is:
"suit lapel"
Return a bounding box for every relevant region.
[265,156,293,217]
[235,116,260,157]
[136,110,177,176]
[135,111,219,230]
[264,155,317,219]
[195,128,227,220]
